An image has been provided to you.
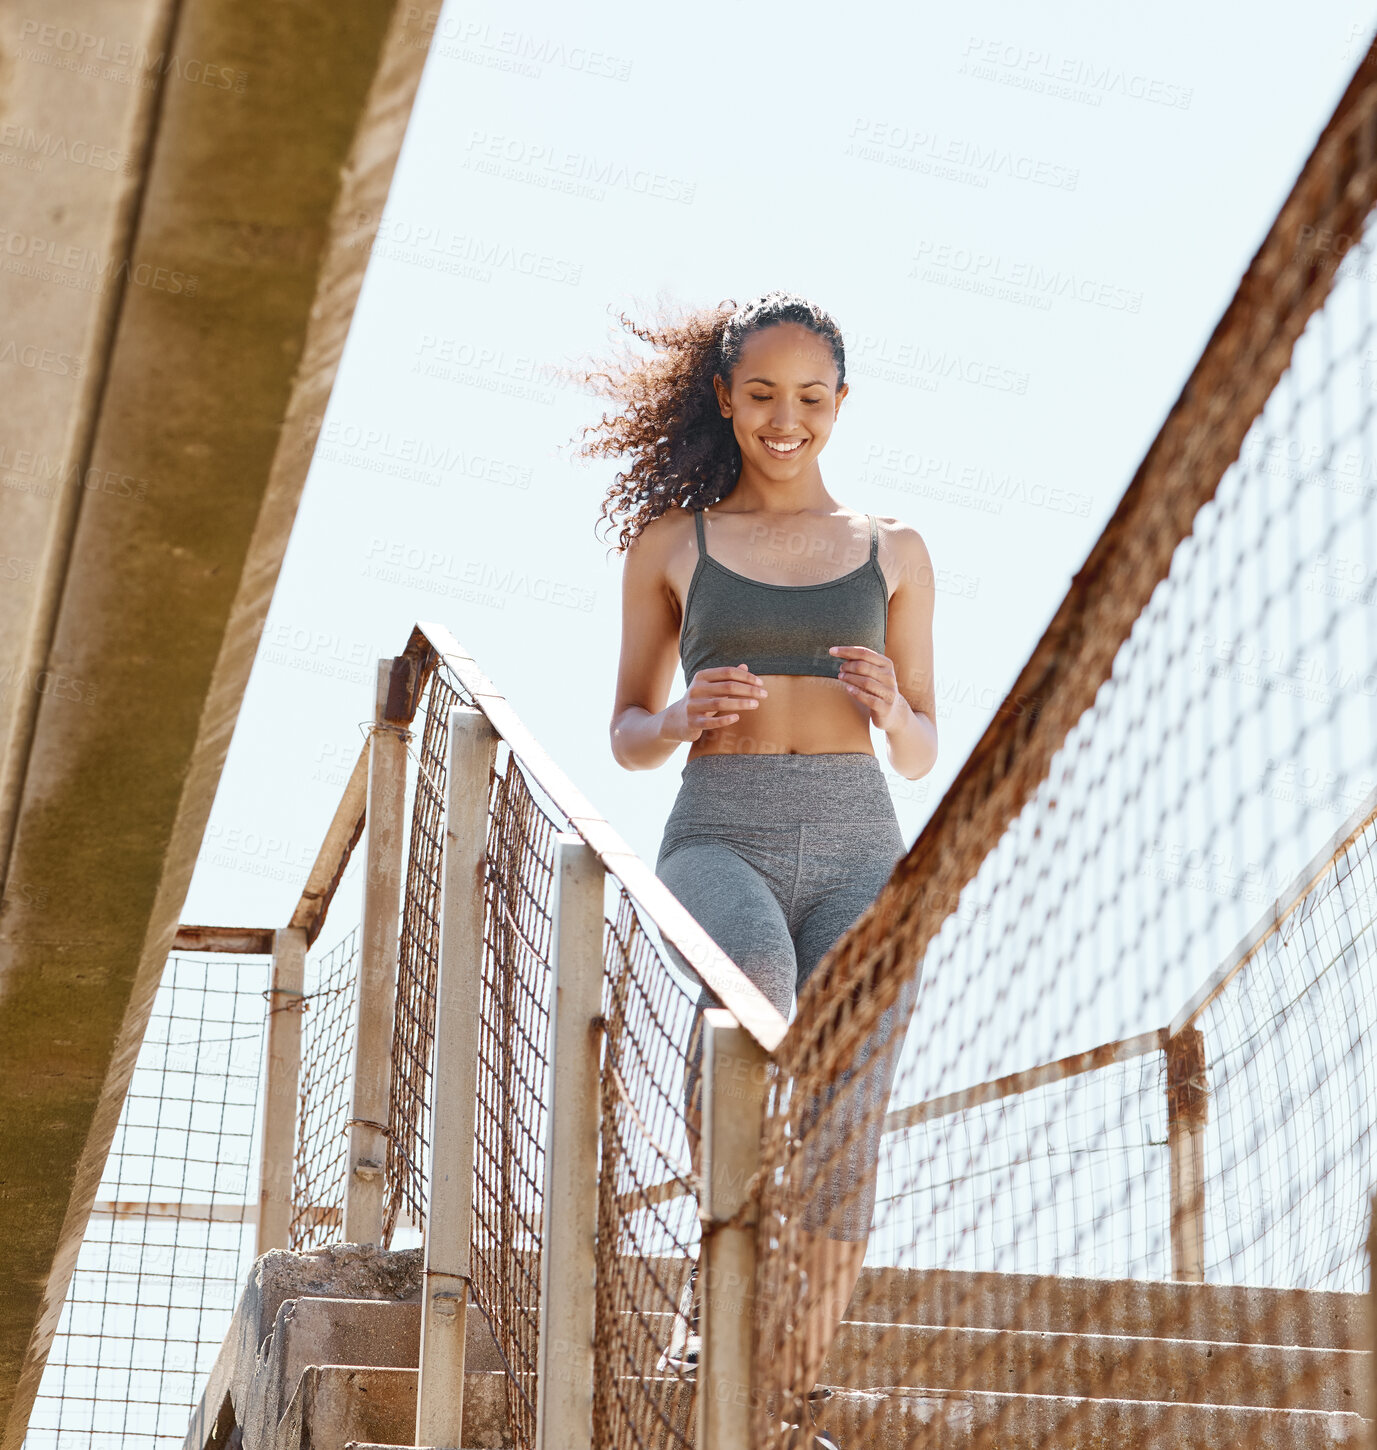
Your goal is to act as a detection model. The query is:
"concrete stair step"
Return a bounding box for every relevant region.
[458,1257,1367,1350]
[826,1321,1369,1414]
[848,1268,1367,1349]
[617,1311,1369,1414]
[268,1295,504,1373]
[273,1365,512,1450]
[602,1375,696,1450]
[238,1295,504,1447]
[812,1385,1372,1449]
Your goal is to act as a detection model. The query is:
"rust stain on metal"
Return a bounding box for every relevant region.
[171,925,275,955]
[388,640,439,725]
[1166,1025,1209,1127]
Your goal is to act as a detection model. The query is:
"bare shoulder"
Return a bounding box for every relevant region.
[871,513,934,597]
[622,507,692,569]
[621,508,702,614]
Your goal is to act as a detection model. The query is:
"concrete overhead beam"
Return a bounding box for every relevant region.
[0,0,435,1440]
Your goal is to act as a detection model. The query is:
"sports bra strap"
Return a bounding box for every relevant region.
[868,513,877,562]
[694,507,707,559]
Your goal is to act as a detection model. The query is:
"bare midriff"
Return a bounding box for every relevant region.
[684,673,877,761]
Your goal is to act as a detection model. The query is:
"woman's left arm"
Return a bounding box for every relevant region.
[830,521,937,781]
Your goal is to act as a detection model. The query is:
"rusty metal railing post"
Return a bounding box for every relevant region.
[698,1008,768,1450]
[416,706,497,1448]
[1368,1193,1377,1450]
[1166,1025,1208,1281]
[534,832,605,1450]
[256,925,307,1254]
[342,659,409,1248]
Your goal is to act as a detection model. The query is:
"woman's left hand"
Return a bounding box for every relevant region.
[830,645,910,734]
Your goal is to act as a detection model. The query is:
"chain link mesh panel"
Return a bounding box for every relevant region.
[23,955,268,1450]
[384,666,467,1243]
[290,926,361,1252]
[372,649,715,1450]
[1195,810,1377,1290]
[594,887,702,1450]
[749,63,1377,1450]
[468,740,560,1448]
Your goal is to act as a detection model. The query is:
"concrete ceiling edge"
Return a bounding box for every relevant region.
[1,4,435,1441]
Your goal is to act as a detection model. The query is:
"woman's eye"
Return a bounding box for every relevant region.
[802,397,822,405]
[750,394,771,402]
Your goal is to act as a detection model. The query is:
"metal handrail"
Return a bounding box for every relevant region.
[168,621,787,1054]
[409,618,789,1055]
[882,780,1377,1136]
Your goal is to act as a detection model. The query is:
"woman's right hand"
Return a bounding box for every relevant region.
[662,664,769,742]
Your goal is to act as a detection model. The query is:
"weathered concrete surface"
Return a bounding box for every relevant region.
[185,1246,422,1450]
[814,1386,1369,1449]
[848,1266,1368,1349]
[828,1321,1369,1414]
[184,1245,506,1450]
[242,1298,506,1450]
[640,1257,1368,1350]
[273,1368,512,1450]
[0,0,170,869]
[0,0,436,1440]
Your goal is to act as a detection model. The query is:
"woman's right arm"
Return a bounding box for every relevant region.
[609,518,766,770]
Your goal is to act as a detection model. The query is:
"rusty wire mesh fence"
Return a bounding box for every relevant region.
[595,887,702,1450]
[468,736,560,1447]
[384,664,467,1245]
[871,1050,1172,1281]
[747,58,1377,1450]
[289,926,361,1252]
[377,655,560,1449]
[1195,807,1377,1291]
[23,954,268,1450]
[363,648,712,1450]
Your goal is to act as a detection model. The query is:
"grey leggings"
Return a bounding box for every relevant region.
[655,751,911,1240]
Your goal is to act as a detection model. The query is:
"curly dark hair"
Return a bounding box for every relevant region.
[574,290,847,553]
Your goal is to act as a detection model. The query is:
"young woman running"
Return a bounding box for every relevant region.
[587,290,938,1442]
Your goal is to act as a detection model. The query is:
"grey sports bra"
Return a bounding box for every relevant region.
[678,508,889,682]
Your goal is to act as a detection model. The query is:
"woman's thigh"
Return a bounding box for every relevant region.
[789,817,914,1239]
[654,835,796,1018]
[791,817,905,991]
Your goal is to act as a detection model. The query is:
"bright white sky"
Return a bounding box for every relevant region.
[182,0,1377,962]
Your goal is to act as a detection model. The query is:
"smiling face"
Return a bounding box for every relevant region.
[713,321,848,478]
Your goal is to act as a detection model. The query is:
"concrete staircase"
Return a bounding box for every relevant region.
[815,1266,1371,1447]
[183,1244,513,1450]
[187,1248,1371,1449]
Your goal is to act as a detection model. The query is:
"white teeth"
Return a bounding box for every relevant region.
[763,438,804,453]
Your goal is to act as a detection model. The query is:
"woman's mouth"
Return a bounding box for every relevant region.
[761,437,806,457]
